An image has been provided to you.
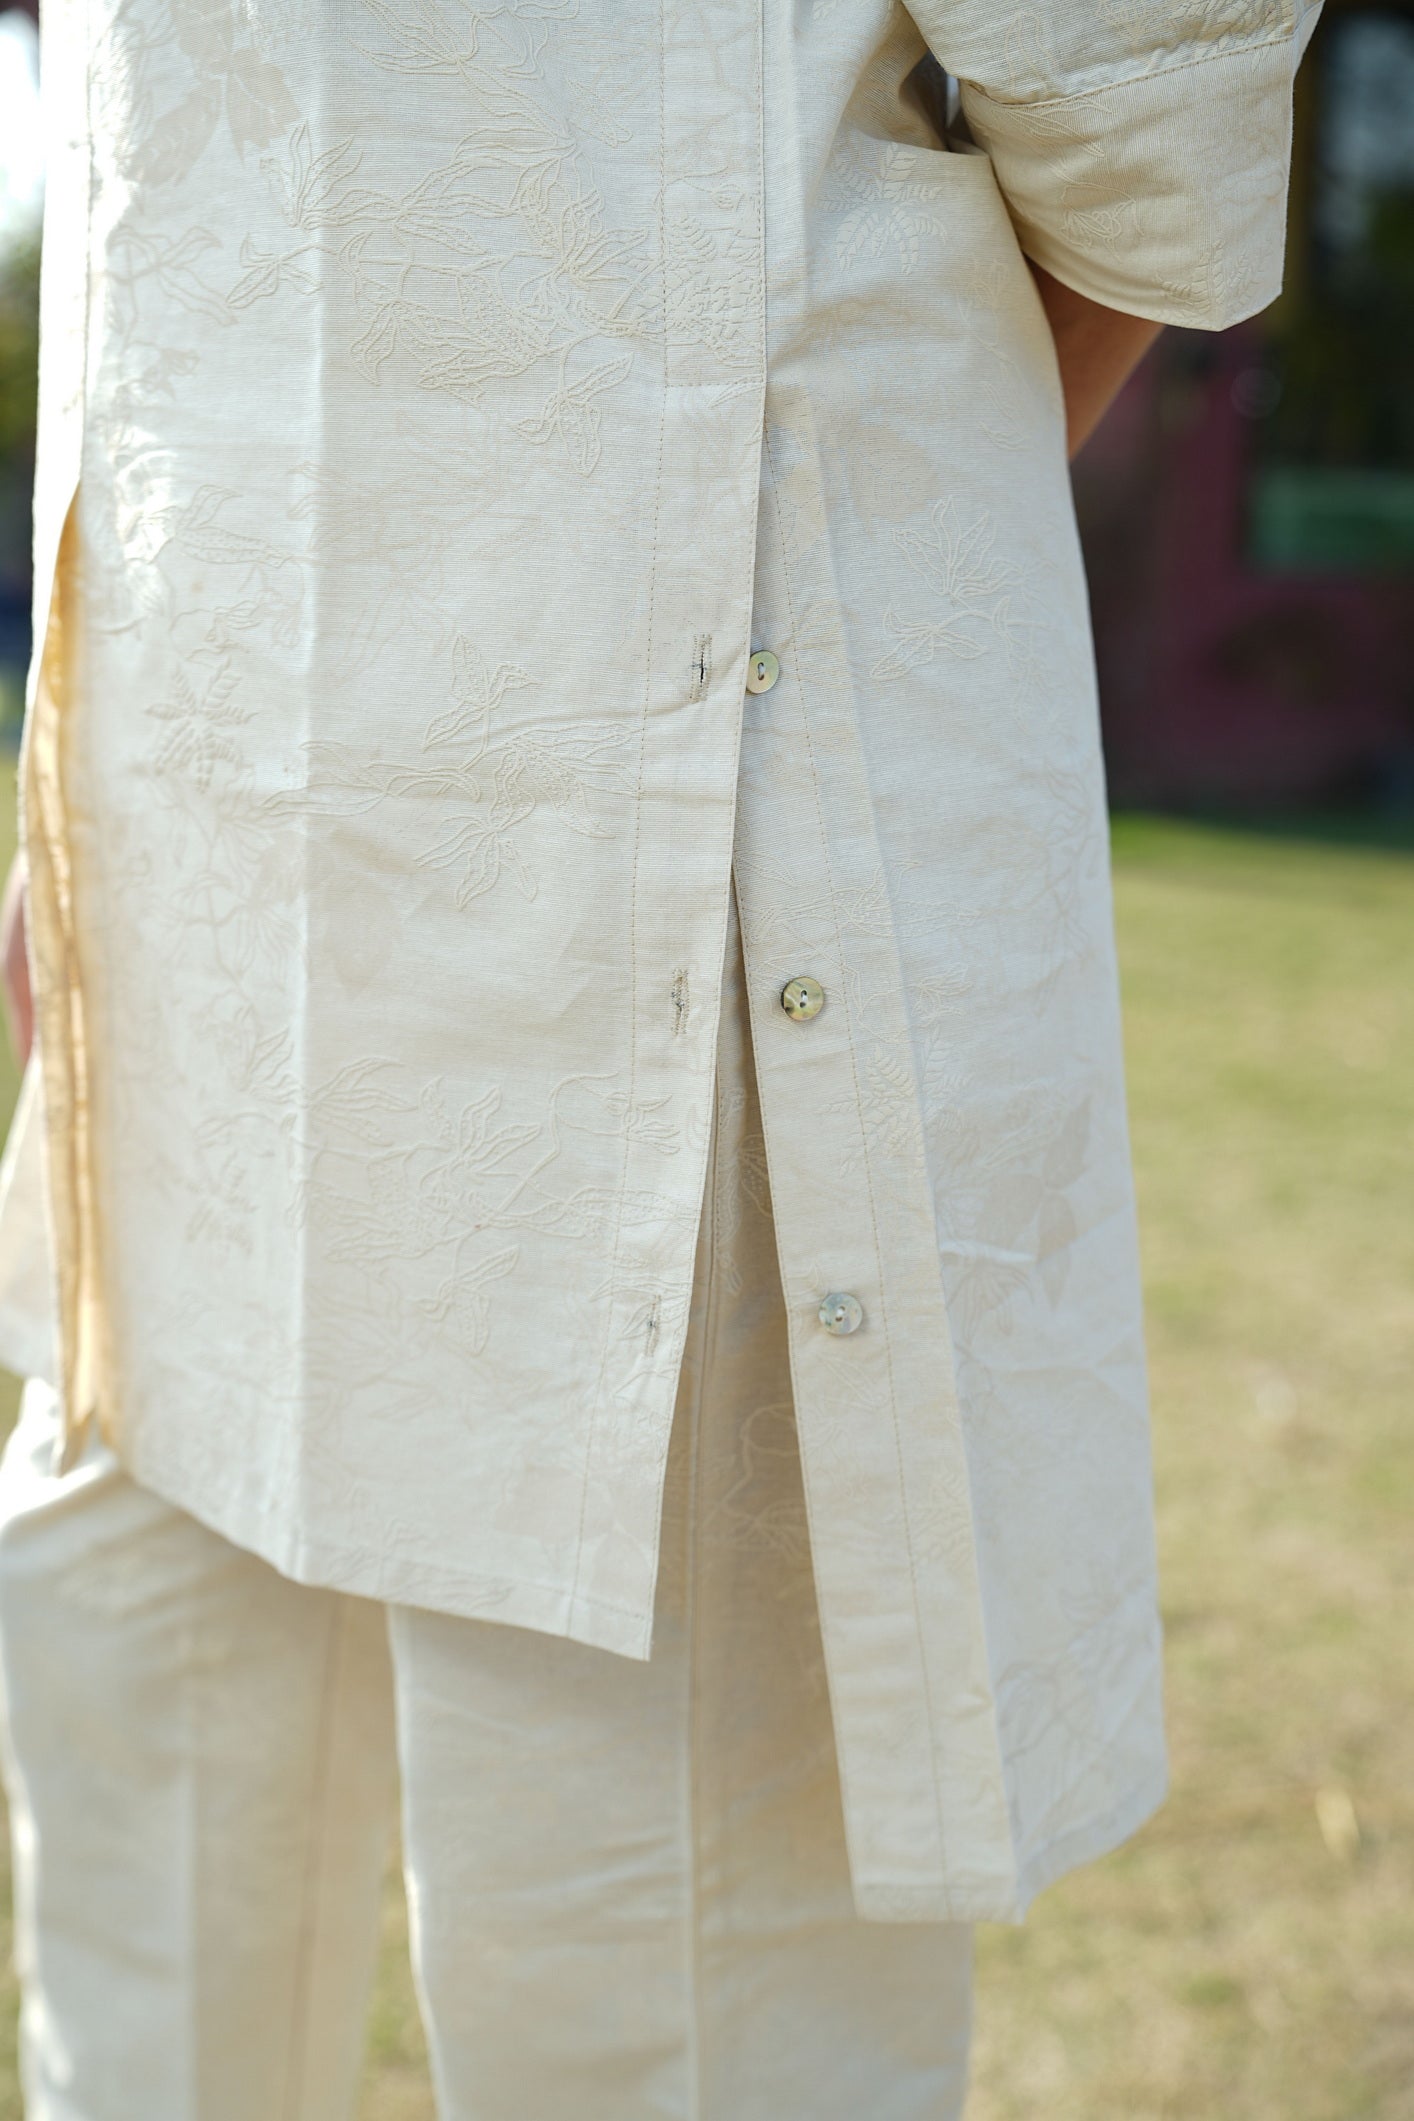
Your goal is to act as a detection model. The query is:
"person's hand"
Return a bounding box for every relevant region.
[1029,263,1163,460]
[1,853,33,1067]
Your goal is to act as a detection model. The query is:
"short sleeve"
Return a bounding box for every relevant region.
[914,2,1323,329]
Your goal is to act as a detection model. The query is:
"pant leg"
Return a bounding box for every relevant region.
[681,904,974,2120]
[391,891,973,2121]
[0,1378,399,2121]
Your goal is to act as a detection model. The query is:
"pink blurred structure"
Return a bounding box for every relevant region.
[1078,325,1413,811]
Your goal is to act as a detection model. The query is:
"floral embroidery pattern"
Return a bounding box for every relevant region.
[268,637,634,907]
[871,500,1022,679]
[218,0,660,469]
[14,0,1309,1923]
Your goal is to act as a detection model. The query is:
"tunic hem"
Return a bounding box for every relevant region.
[851,1757,1170,1926]
[122,1444,657,1663]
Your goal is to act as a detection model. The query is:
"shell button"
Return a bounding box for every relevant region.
[818,1292,864,1337]
[745,648,780,694]
[780,975,825,1022]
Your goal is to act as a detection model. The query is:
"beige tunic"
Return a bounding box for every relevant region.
[0,897,976,2119]
[5,0,1316,1921]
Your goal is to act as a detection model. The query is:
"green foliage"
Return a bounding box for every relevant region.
[0,236,40,465]
[972,818,1414,2120]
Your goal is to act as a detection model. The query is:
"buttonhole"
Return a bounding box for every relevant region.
[689,634,712,702]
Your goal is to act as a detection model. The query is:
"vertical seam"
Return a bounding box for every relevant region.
[758,421,953,1880]
[389,1610,450,2118]
[568,0,670,1617]
[177,1604,197,2117]
[682,1038,720,2121]
[278,1598,348,2121]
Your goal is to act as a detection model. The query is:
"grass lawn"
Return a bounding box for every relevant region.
[0,793,1408,2117]
[969,817,1414,2120]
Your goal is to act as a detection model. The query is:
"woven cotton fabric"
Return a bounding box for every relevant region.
[6,0,1316,1920]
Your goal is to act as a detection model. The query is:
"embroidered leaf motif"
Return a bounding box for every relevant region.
[127,81,225,189]
[264,127,378,230]
[112,226,233,324]
[872,500,1024,679]
[351,307,406,383]
[825,143,950,276]
[224,47,300,153]
[310,1059,422,1144]
[240,8,652,467]
[426,640,532,748]
[125,7,298,179]
[267,638,631,910]
[417,1246,521,1361]
[514,352,634,477]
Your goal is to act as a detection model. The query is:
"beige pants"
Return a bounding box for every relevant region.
[0,908,972,2121]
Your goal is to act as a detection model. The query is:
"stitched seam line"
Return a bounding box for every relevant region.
[279,1599,346,2121]
[760,420,952,1881]
[157,1494,662,1629]
[569,0,671,1614]
[961,26,1294,116]
[632,0,771,1680]
[739,489,876,1884]
[178,1606,197,2115]
[682,1058,719,2121]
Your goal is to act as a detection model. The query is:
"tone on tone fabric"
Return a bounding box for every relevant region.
[0,0,1317,1922]
[0,897,974,2119]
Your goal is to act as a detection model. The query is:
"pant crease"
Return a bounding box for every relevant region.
[278,1599,347,2121]
[178,1599,198,2121]
[682,1049,724,2121]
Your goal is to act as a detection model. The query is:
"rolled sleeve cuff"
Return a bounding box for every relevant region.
[960,35,1302,331]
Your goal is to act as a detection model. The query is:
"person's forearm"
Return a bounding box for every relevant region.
[1029,263,1163,460]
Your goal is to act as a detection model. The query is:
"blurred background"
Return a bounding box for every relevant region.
[0,4,1410,2116]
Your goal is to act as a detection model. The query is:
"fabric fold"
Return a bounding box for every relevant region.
[960,34,1302,328]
